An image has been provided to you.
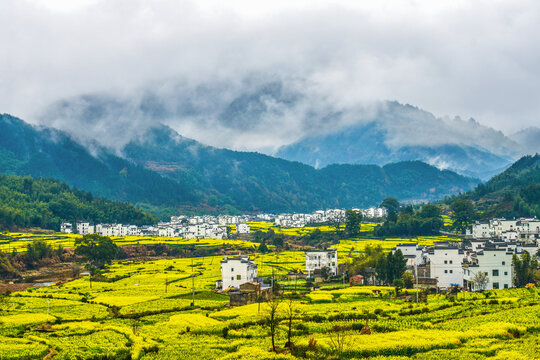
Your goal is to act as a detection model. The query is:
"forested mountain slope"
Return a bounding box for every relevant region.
[0,174,157,231]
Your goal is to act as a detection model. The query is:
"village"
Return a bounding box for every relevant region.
[59,207,388,238]
[213,217,540,306]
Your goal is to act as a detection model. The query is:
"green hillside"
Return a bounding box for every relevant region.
[0,174,157,231]
[122,124,480,213]
[1,114,479,216]
[447,154,540,218]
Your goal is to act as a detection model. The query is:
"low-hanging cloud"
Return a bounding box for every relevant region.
[2,0,540,151]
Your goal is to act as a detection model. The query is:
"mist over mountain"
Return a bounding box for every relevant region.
[0,113,478,216]
[510,127,540,155]
[39,79,532,180]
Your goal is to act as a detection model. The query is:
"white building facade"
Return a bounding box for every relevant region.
[77,222,94,235]
[60,223,73,233]
[463,249,513,290]
[236,223,250,234]
[427,247,466,289]
[305,249,338,277]
[220,255,258,289]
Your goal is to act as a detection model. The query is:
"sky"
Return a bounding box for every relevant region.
[1,0,540,150]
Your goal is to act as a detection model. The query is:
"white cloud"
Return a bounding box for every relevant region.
[1,0,540,140]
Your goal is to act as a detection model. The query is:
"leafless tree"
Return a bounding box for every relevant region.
[284,297,302,348]
[328,325,349,359]
[265,296,282,352]
[472,271,489,291]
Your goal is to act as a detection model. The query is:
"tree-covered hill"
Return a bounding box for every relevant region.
[123,124,480,212]
[1,113,480,215]
[0,174,158,231]
[0,114,199,209]
[447,154,540,219]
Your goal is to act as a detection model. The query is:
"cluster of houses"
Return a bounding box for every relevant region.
[274,207,387,228]
[215,217,539,305]
[60,207,389,238]
[60,213,259,238]
[467,217,540,242]
[391,217,539,291]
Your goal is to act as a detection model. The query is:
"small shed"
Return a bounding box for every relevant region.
[349,275,364,286]
[229,282,272,306]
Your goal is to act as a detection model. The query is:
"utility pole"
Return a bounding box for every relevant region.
[191,257,195,306]
[415,263,419,303]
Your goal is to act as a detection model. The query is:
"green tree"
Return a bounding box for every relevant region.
[75,234,118,268]
[513,251,537,287]
[393,278,405,296]
[345,209,362,238]
[259,242,269,253]
[451,199,476,234]
[390,250,407,283]
[320,266,331,280]
[402,271,414,289]
[380,197,400,213]
[418,204,441,219]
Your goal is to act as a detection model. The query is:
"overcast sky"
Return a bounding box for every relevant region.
[2,0,540,136]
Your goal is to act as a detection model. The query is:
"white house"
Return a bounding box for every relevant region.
[76,222,94,235]
[60,222,73,233]
[305,249,338,277]
[220,255,258,290]
[236,223,250,234]
[392,244,424,268]
[427,247,466,289]
[471,222,492,239]
[463,249,513,290]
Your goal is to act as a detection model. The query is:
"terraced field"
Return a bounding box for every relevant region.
[0,233,259,253]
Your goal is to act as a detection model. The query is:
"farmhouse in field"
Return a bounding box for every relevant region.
[463,248,514,290]
[305,248,338,278]
[60,222,73,233]
[236,223,250,234]
[218,255,258,290]
[426,247,465,289]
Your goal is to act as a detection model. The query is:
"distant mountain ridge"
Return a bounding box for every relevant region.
[38,80,533,180]
[0,113,479,216]
[276,102,523,180]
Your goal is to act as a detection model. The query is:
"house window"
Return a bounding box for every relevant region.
[503,284,508,289]
[444,260,448,264]
[237,275,241,280]
[450,270,453,274]
[493,282,499,289]
[231,268,234,272]
[449,260,453,264]
[502,261,505,265]
[444,270,448,274]
[231,277,234,280]
[492,270,499,276]
[504,271,508,276]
